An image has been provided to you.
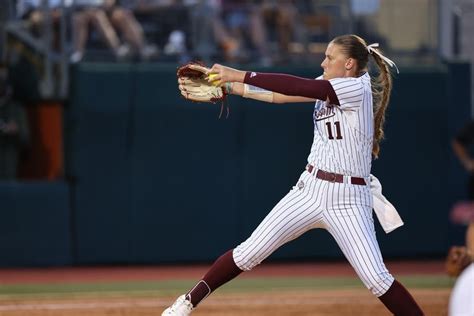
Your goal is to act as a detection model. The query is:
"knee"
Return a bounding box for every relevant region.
[89,9,107,24]
[110,8,131,25]
[366,272,395,297]
[110,9,124,24]
[232,242,265,272]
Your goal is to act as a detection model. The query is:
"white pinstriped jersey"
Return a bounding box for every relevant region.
[307,73,373,177]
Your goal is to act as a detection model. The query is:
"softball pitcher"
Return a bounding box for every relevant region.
[163,34,424,315]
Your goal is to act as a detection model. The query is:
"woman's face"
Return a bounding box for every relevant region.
[320,43,350,80]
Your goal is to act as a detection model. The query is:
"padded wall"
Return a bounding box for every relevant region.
[0,182,71,266]
[67,64,135,263]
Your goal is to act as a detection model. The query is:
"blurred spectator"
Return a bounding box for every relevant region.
[0,64,30,180]
[451,202,474,256]
[349,0,386,48]
[221,0,271,65]
[71,0,157,63]
[125,0,190,60]
[17,0,72,30]
[186,0,238,62]
[452,120,474,199]
[219,0,305,65]
[450,118,474,261]
[16,0,73,50]
[258,0,305,63]
[125,0,238,63]
[446,206,474,279]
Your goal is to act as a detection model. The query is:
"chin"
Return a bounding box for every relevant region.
[323,72,334,80]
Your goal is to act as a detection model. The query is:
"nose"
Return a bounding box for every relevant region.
[321,58,327,69]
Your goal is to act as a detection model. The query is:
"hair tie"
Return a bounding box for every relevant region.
[366,43,399,74]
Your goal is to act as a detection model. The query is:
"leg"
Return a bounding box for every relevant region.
[109,7,145,52]
[185,249,241,307]
[248,5,271,64]
[233,172,325,271]
[323,184,423,315]
[164,170,325,313]
[210,11,239,62]
[378,280,425,315]
[72,12,87,52]
[275,2,297,56]
[87,8,121,51]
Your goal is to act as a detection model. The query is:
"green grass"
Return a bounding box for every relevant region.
[0,275,454,299]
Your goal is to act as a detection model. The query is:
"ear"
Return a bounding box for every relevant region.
[345,58,354,70]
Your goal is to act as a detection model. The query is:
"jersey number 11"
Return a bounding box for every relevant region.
[325,121,343,140]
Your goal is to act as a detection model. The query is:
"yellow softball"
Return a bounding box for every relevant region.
[207,73,221,86]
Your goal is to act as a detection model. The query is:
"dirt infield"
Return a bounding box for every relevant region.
[0,261,451,315]
[0,289,450,316]
[0,260,445,284]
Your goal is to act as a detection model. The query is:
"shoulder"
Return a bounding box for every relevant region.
[329,77,365,98]
[329,75,366,89]
[327,76,368,108]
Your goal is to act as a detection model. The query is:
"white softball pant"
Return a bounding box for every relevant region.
[233,169,394,297]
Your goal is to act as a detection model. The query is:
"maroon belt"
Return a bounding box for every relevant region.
[307,165,366,185]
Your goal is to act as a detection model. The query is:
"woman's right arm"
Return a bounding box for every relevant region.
[229,82,316,104]
[209,63,338,104]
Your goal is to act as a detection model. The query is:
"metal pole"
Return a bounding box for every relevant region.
[59,0,69,98]
[0,0,9,62]
[40,0,54,98]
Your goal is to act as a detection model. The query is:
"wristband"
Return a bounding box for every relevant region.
[224,82,233,94]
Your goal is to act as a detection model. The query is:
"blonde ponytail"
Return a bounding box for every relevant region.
[331,35,397,158]
[370,52,393,158]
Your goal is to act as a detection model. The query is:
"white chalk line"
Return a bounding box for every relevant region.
[0,296,370,311]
